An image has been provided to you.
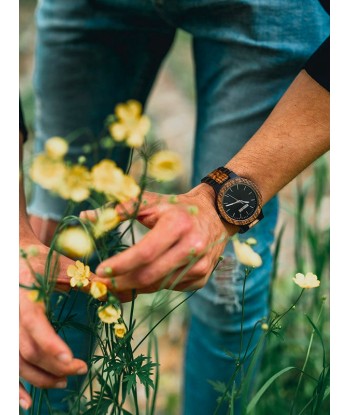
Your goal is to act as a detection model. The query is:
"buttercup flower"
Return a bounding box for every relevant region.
[91,159,125,197]
[57,164,91,202]
[93,208,120,238]
[233,238,262,268]
[67,260,91,288]
[109,100,150,148]
[90,281,108,300]
[114,174,141,203]
[29,154,67,191]
[57,227,94,258]
[114,322,127,339]
[148,150,183,182]
[45,137,69,160]
[292,272,320,289]
[98,304,121,324]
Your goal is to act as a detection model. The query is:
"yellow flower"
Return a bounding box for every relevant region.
[148,150,183,182]
[93,208,120,238]
[109,100,150,148]
[91,159,125,197]
[292,272,320,289]
[45,137,69,160]
[67,260,91,288]
[98,304,121,324]
[57,227,94,258]
[233,238,262,268]
[29,154,67,191]
[90,281,108,300]
[114,322,127,338]
[114,174,141,203]
[57,164,91,202]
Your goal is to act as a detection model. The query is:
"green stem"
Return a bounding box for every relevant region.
[272,289,304,328]
[128,290,137,334]
[125,149,134,175]
[35,389,44,415]
[239,269,250,360]
[133,291,196,353]
[149,334,160,415]
[30,387,36,415]
[290,301,325,415]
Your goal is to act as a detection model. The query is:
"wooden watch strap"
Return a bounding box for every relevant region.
[201,166,233,187]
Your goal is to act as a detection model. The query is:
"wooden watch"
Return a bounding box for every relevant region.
[201,166,264,233]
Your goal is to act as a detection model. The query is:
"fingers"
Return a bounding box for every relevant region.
[79,191,165,225]
[96,209,188,276]
[19,382,32,411]
[20,298,88,378]
[19,354,67,390]
[97,239,213,293]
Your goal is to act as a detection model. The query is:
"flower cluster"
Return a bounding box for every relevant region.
[30,138,141,204]
[64,262,128,338]
[108,100,150,148]
[97,302,127,338]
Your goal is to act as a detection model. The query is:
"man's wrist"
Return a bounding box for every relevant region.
[187,183,239,237]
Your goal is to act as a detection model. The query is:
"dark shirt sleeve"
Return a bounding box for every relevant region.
[19,98,28,142]
[304,0,330,91]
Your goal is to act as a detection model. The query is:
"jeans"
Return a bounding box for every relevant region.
[26,0,329,413]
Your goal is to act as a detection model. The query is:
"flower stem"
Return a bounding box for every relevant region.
[289,301,325,414]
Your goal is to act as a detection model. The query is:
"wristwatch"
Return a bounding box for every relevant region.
[201,166,263,233]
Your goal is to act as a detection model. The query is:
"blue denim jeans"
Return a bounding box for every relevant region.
[26,0,329,413]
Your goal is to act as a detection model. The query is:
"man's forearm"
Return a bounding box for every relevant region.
[224,69,329,205]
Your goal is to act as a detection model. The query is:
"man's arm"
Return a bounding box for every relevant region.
[84,69,329,293]
[224,69,329,205]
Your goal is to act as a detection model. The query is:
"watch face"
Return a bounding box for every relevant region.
[217,179,262,225]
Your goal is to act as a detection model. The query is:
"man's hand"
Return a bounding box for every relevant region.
[19,242,89,409]
[81,185,238,294]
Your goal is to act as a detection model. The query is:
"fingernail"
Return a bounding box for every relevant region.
[57,353,72,363]
[55,381,67,389]
[19,399,29,410]
[77,366,88,375]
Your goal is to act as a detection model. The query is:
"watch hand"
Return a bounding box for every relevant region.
[225,201,243,206]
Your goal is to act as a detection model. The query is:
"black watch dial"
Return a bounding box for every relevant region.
[222,183,258,221]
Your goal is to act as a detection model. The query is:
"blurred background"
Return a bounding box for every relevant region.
[20,0,330,413]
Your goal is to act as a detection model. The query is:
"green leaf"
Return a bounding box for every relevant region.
[246,367,296,413]
[83,399,111,415]
[123,372,137,395]
[207,380,228,395]
[305,314,327,368]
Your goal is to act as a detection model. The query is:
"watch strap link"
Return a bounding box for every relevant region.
[201,166,236,191]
